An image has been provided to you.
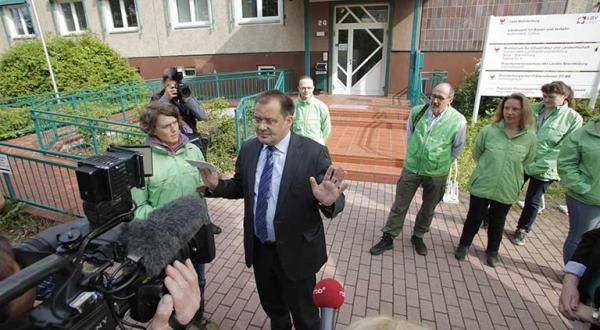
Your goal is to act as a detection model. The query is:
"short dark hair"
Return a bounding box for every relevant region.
[541,81,574,107]
[139,101,182,135]
[255,90,295,117]
[162,67,180,82]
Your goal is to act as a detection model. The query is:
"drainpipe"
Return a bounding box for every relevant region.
[304,0,310,76]
[408,0,422,104]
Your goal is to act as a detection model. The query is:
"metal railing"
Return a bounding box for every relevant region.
[0,142,84,216]
[412,70,449,106]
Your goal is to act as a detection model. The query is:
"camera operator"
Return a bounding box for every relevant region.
[151,67,222,236]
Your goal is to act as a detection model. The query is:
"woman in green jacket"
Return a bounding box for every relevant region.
[455,93,536,267]
[558,116,600,264]
[511,81,583,246]
[131,101,211,327]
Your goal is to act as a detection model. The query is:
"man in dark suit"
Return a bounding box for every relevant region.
[199,90,347,330]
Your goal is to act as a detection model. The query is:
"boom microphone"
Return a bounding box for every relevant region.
[120,195,210,277]
[313,278,345,330]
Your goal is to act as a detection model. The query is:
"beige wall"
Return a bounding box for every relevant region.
[390,0,415,51]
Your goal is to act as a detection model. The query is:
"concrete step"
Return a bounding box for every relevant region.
[331,153,403,168]
[331,116,406,129]
[333,161,401,184]
[330,109,409,120]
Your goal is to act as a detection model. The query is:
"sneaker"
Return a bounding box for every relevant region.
[454,245,468,260]
[369,234,393,255]
[511,229,527,246]
[411,235,428,256]
[210,223,222,235]
[486,251,499,267]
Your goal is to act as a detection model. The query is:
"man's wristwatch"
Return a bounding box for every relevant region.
[592,308,600,324]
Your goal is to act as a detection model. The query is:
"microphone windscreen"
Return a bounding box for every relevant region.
[312,278,345,309]
[120,195,209,277]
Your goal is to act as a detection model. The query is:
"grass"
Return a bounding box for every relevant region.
[0,199,54,243]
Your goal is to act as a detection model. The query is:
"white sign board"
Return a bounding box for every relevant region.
[473,13,600,121]
[0,154,11,174]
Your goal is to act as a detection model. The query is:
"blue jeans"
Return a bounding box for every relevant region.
[195,263,206,319]
[563,195,600,264]
[517,175,553,232]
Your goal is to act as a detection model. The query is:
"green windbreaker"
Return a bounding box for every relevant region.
[526,102,582,181]
[558,117,600,206]
[469,122,537,205]
[131,139,206,220]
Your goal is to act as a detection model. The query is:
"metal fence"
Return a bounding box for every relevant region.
[412,70,449,106]
[0,142,84,216]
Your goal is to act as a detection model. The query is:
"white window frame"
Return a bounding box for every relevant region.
[3,5,35,39]
[102,0,139,33]
[168,0,212,29]
[234,0,283,25]
[54,0,87,36]
[182,67,196,77]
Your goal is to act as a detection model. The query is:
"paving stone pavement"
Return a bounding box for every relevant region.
[203,180,572,330]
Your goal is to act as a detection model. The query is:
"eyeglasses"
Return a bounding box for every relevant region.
[430,94,450,101]
[253,116,281,127]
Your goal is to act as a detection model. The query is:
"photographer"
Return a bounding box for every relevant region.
[151,67,222,236]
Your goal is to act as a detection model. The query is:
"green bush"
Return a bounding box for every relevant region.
[452,63,502,118]
[197,97,237,174]
[0,107,32,140]
[0,33,141,98]
[0,199,53,243]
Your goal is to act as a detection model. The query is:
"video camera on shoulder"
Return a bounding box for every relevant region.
[0,145,215,329]
[173,68,192,99]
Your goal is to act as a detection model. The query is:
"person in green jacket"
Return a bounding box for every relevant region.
[511,81,583,246]
[131,101,212,328]
[558,116,600,264]
[370,83,467,256]
[455,93,536,267]
[291,76,331,145]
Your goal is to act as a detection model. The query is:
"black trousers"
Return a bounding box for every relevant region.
[252,238,319,330]
[517,175,553,232]
[459,195,512,253]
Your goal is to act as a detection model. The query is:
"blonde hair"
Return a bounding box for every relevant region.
[493,93,534,130]
[348,316,428,330]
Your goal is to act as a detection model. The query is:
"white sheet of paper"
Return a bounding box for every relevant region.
[186,160,217,172]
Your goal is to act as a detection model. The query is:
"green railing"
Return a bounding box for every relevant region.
[0,142,84,216]
[234,70,289,151]
[412,70,449,106]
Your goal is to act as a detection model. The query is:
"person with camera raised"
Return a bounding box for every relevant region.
[132,101,214,329]
[152,67,222,236]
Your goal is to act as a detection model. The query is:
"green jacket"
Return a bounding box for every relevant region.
[131,139,206,220]
[404,105,466,177]
[469,122,537,204]
[558,117,600,205]
[292,97,331,145]
[526,102,582,181]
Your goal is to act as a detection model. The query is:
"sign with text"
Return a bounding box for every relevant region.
[0,154,11,174]
[473,13,600,121]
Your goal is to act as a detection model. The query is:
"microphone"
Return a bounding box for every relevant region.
[313,278,345,330]
[120,195,210,277]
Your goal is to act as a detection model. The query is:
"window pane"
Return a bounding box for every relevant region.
[366,5,388,23]
[194,0,209,22]
[177,0,191,23]
[22,7,34,34]
[336,7,347,24]
[10,8,24,35]
[242,0,257,18]
[108,0,123,28]
[349,6,373,23]
[124,0,137,27]
[74,2,87,30]
[61,3,76,32]
[262,0,277,17]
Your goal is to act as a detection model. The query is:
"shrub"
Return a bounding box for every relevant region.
[0,33,141,98]
[0,199,53,243]
[0,107,33,140]
[197,97,237,174]
[452,62,502,118]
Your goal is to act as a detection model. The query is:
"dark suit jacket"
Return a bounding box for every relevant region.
[208,132,345,281]
[571,228,600,307]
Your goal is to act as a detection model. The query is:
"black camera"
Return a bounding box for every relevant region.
[0,146,214,329]
[173,68,192,99]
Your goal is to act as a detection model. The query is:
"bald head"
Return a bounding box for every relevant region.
[433,83,454,98]
[430,82,454,115]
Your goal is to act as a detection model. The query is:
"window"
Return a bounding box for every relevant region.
[3,5,35,39]
[181,67,196,76]
[169,0,211,28]
[55,1,87,35]
[235,0,282,24]
[103,0,138,33]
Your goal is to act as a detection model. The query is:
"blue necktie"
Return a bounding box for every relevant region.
[255,145,275,242]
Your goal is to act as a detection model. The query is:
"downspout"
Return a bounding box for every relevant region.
[408,0,422,104]
[304,0,310,76]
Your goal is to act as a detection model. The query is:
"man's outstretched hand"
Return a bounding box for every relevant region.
[310,165,348,206]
